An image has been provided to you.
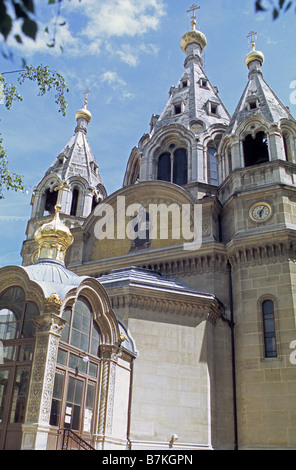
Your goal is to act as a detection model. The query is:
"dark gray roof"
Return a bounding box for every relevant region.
[98,266,217,302]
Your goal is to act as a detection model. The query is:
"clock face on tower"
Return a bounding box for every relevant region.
[249,202,272,222]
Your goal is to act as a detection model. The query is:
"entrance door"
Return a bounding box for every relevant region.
[49,368,97,450]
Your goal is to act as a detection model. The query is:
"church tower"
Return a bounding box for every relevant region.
[123,5,230,199]
[21,93,107,266]
[217,33,296,449]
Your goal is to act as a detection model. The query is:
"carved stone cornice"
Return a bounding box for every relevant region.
[107,287,223,325]
[227,232,296,270]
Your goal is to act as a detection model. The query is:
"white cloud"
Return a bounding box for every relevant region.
[106,42,159,67]
[7,0,166,62]
[71,0,166,39]
[6,15,82,57]
[100,71,135,101]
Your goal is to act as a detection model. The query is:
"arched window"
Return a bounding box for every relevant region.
[70,188,79,216]
[0,287,38,439]
[207,145,218,185]
[44,188,58,215]
[173,148,187,185]
[49,298,101,436]
[0,287,38,341]
[157,148,187,185]
[243,131,269,167]
[262,299,277,358]
[157,152,171,182]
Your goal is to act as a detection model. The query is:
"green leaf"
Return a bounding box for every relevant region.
[0,13,13,40]
[284,1,293,10]
[22,0,35,13]
[21,17,38,40]
[48,0,56,4]
[255,0,266,11]
[279,0,286,9]
[273,7,280,18]
[14,34,23,44]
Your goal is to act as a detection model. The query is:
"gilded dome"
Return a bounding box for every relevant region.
[180,28,207,53]
[75,106,92,122]
[34,204,74,264]
[245,48,264,67]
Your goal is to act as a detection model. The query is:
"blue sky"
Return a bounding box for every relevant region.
[0,0,295,267]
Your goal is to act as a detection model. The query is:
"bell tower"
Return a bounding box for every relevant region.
[217,32,296,449]
[123,5,230,199]
[21,93,107,266]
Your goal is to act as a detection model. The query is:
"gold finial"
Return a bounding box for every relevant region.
[247,30,257,51]
[245,30,264,68]
[75,89,92,123]
[187,4,200,30]
[83,88,91,108]
[181,4,206,54]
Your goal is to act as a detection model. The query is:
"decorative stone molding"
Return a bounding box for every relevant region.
[22,313,66,450]
[95,344,121,449]
[228,237,296,271]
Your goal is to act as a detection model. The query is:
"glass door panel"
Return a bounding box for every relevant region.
[83,381,95,433]
[64,376,83,431]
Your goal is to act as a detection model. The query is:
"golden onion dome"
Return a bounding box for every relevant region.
[75,106,92,123]
[75,89,92,122]
[180,27,207,54]
[34,204,74,264]
[245,48,264,68]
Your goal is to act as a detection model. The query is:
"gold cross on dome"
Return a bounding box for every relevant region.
[54,181,70,209]
[83,88,91,108]
[187,4,200,29]
[187,4,200,18]
[247,30,257,50]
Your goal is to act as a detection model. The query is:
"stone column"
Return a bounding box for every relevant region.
[95,344,120,450]
[269,125,285,161]
[21,295,66,450]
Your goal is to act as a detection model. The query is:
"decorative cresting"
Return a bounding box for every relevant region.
[34,184,74,264]
[180,4,207,54]
[245,30,264,68]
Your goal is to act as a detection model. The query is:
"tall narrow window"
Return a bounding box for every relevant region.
[44,188,58,215]
[207,146,218,185]
[157,152,171,182]
[70,188,79,216]
[173,148,187,185]
[262,300,277,358]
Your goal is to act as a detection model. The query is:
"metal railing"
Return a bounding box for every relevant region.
[61,428,95,450]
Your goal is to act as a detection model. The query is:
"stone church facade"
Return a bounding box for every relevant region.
[0,13,295,450]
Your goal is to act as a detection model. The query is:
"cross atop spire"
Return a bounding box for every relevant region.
[187,4,200,30]
[83,88,91,108]
[247,30,257,50]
